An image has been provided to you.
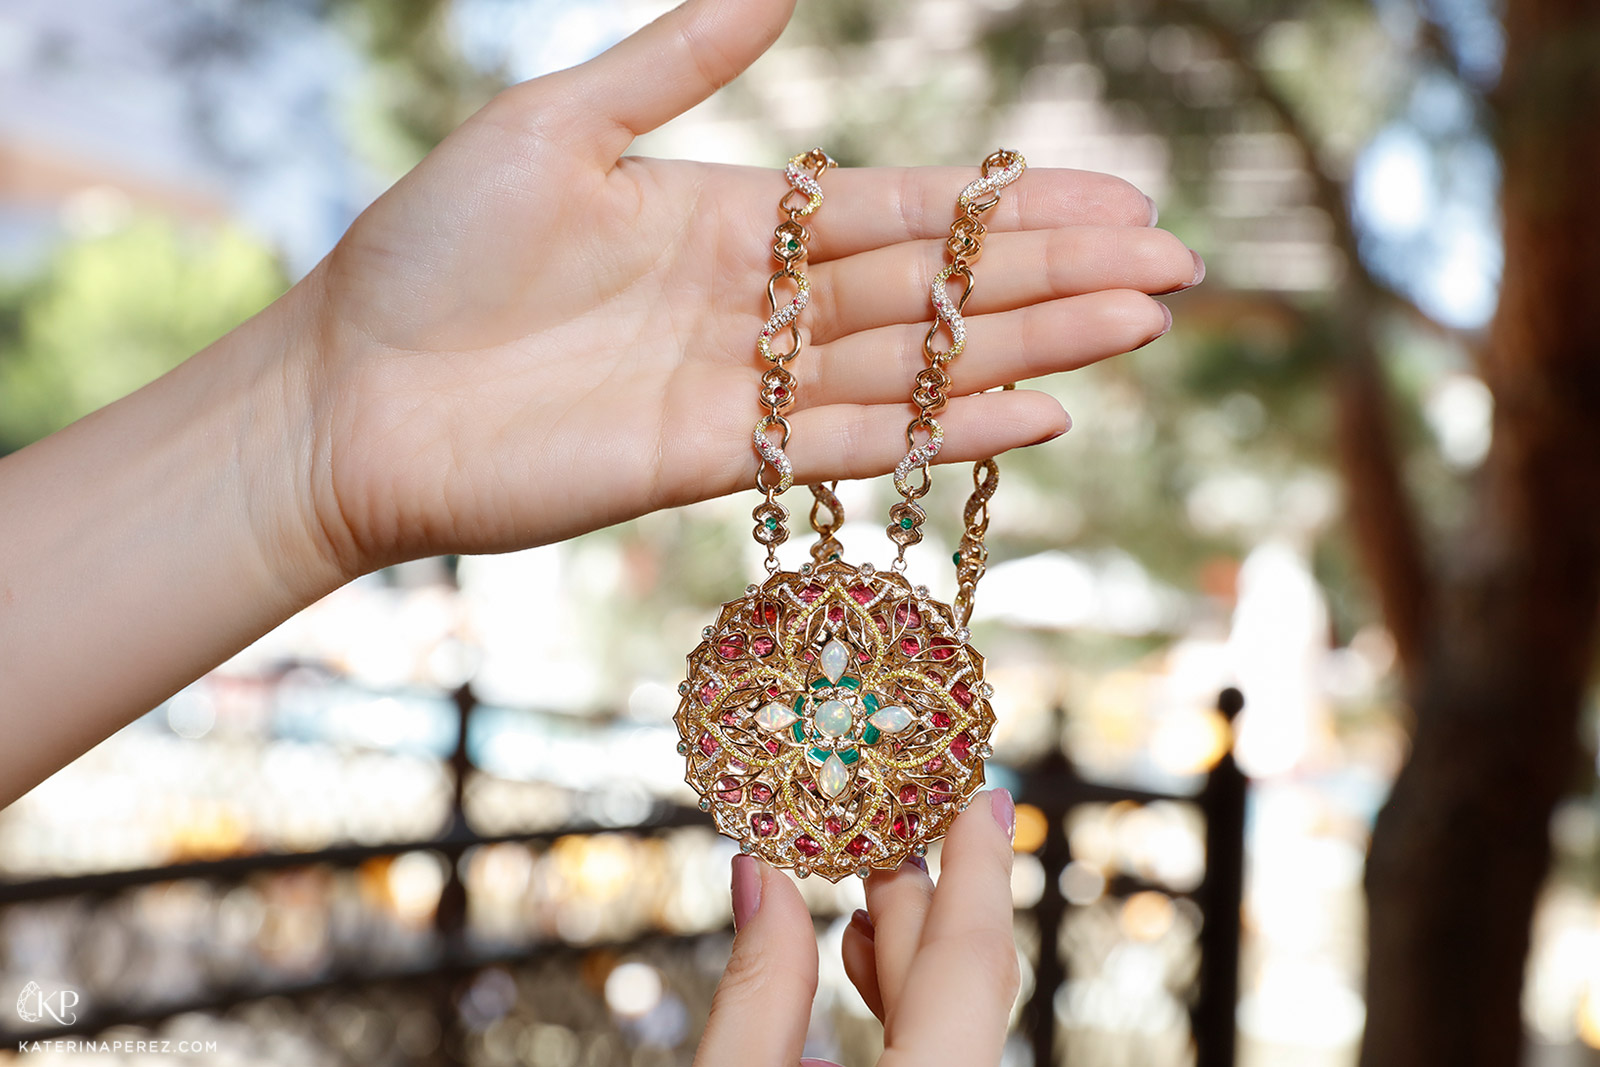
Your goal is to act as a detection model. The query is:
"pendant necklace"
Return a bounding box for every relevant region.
[675,149,1026,882]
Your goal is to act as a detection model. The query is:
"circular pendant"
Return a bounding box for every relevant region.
[675,559,996,882]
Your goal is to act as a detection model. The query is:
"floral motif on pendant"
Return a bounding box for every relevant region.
[675,559,996,882]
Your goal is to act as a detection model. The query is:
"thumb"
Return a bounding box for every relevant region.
[694,855,819,1067]
[554,0,797,162]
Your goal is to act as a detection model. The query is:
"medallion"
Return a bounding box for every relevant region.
[676,560,995,882]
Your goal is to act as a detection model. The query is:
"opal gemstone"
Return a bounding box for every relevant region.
[819,753,851,799]
[820,639,850,684]
[868,705,912,733]
[756,701,799,732]
[815,699,853,738]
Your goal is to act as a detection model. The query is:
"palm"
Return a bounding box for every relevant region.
[294,0,1193,575]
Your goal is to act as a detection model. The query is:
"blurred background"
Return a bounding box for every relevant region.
[1,0,1597,1065]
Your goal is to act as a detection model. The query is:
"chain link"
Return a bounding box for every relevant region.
[751,149,836,570]
[887,149,1026,613]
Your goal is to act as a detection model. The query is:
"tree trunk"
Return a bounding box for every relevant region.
[1359,0,1600,1062]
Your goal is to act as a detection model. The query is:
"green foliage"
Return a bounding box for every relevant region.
[0,218,286,453]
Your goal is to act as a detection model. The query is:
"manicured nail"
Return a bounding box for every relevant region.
[908,854,929,874]
[849,908,876,940]
[731,854,762,931]
[1145,194,1160,226]
[990,789,1016,842]
[1189,249,1206,287]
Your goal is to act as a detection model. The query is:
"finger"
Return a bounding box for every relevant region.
[694,855,818,1067]
[800,291,1169,408]
[553,0,796,161]
[806,227,1199,345]
[883,791,1020,1064]
[841,908,886,1021]
[805,166,1159,261]
[778,389,1071,487]
[863,860,935,1020]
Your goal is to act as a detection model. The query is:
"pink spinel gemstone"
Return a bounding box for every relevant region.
[846,835,871,858]
[825,815,844,835]
[899,784,919,805]
[929,783,952,805]
[749,782,774,804]
[858,650,872,664]
[924,670,944,685]
[720,710,741,727]
[870,808,887,828]
[716,776,743,803]
[828,604,845,624]
[951,682,974,709]
[764,739,780,754]
[893,813,919,840]
[717,634,745,659]
[752,813,777,837]
[784,811,797,826]
[752,603,778,626]
[924,757,945,774]
[894,603,921,628]
[950,733,974,761]
[699,683,718,706]
[900,636,921,656]
[698,733,720,757]
[872,613,890,633]
[752,636,775,657]
[932,710,953,729]
[795,835,822,857]
[765,685,781,697]
[930,637,957,661]
[849,584,874,604]
[800,584,824,604]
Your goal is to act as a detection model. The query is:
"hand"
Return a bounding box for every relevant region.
[282,0,1199,579]
[694,790,1020,1066]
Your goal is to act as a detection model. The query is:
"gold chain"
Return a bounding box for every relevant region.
[886,149,1026,624]
[750,149,836,572]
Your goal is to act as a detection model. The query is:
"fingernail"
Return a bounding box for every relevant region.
[849,908,876,940]
[907,854,929,874]
[1144,194,1159,226]
[1031,411,1072,446]
[731,854,762,931]
[1136,303,1173,350]
[1189,249,1206,287]
[990,789,1016,842]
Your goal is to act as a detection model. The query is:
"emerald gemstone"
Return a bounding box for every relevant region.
[809,746,831,763]
[899,517,914,530]
[863,693,880,713]
[810,679,831,690]
[839,748,860,764]
[862,724,881,745]
[953,552,962,565]
[793,694,807,716]
[764,516,779,531]
[839,676,860,690]
[792,721,807,743]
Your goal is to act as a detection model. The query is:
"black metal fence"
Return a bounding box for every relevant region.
[1,686,1247,1066]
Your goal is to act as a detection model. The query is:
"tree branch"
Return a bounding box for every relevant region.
[1162,0,1438,672]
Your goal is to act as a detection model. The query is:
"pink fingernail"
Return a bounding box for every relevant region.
[909,854,929,874]
[849,908,876,940]
[1145,194,1160,226]
[1190,249,1206,287]
[731,855,762,930]
[990,789,1015,842]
